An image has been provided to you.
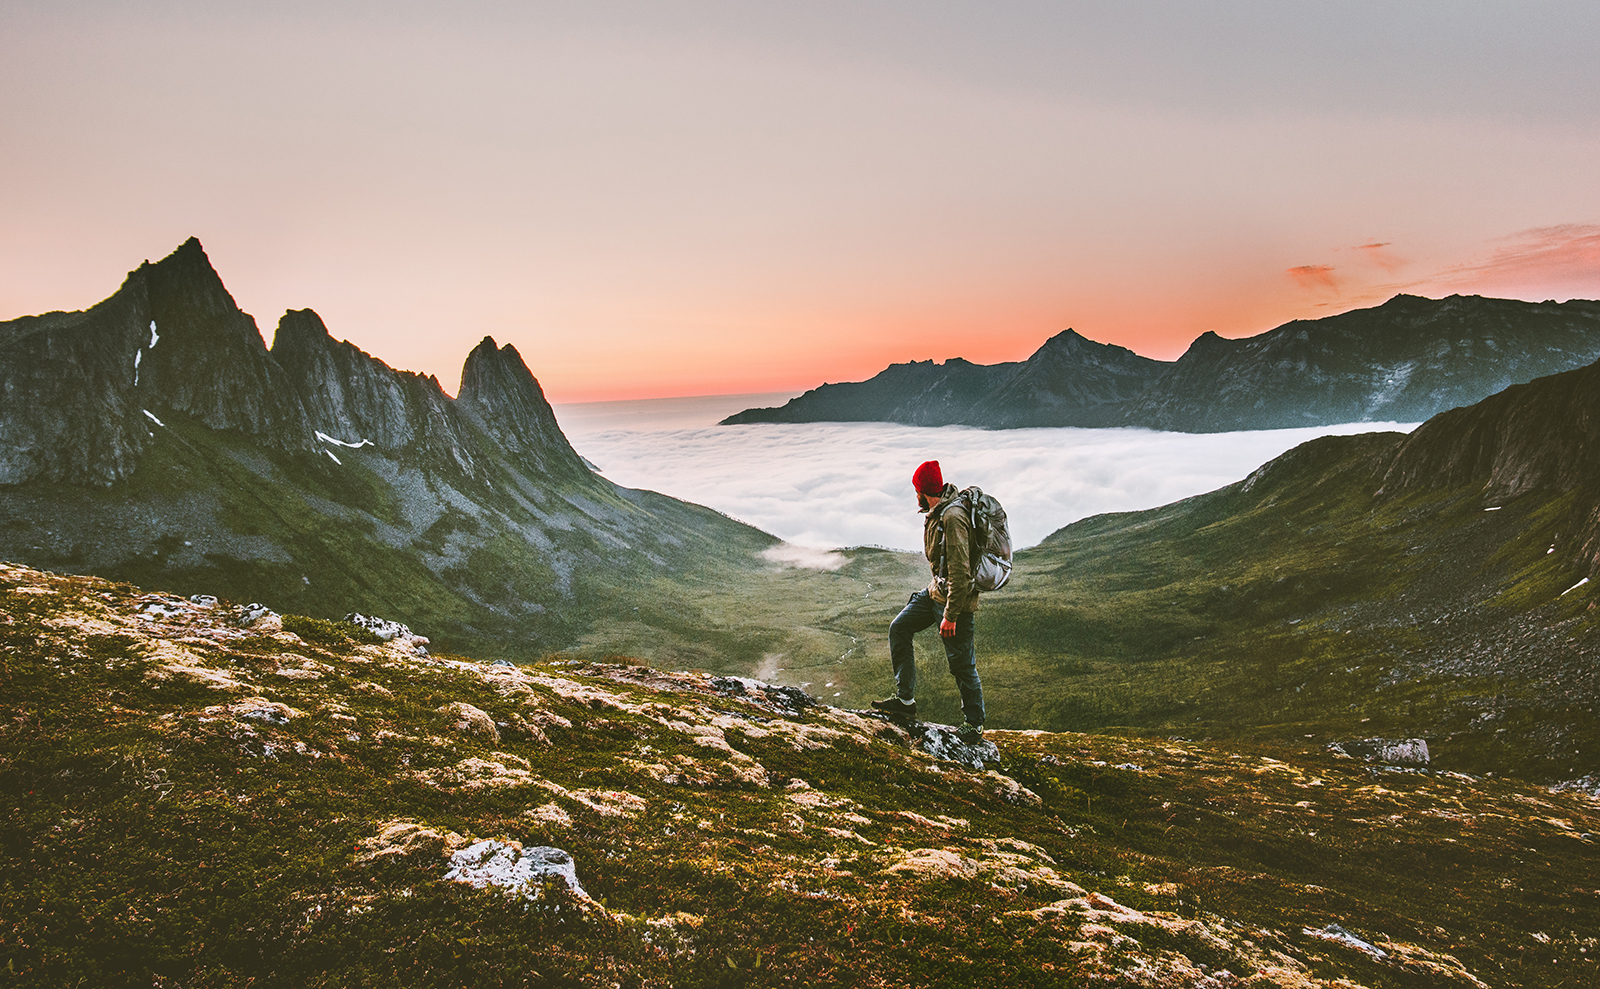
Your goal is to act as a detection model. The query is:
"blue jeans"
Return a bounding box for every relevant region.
[889,589,985,726]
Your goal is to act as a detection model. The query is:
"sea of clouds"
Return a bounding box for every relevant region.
[555,394,1416,556]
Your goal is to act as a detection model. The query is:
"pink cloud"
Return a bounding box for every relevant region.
[1351,241,1407,273]
[1287,264,1339,291]
[1442,224,1600,289]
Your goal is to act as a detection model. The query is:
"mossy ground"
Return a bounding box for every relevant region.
[3,563,1595,987]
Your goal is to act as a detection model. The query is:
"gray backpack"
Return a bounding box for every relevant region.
[942,486,1013,592]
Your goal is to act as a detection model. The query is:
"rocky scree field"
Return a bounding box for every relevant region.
[2,562,1596,988]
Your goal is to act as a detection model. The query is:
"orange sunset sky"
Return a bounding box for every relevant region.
[4,2,1600,403]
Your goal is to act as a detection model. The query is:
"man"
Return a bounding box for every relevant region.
[872,460,986,743]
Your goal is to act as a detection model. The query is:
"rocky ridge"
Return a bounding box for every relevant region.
[723,294,1600,432]
[0,239,778,654]
[0,239,586,488]
[4,561,1594,987]
[722,329,1162,427]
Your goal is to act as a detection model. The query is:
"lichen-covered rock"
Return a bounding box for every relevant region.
[204,696,301,724]
[355,821,468,863]
[2,561,1581,989]
[1329,737,1431,765]
[444,841,589,902]
[412,756,533,791]
[437,701,499,741]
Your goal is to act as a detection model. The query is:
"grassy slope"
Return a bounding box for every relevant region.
[609,430,1598,785]
[3,563,1596,988]
[973,432,1600,780]
[1,406,784,661]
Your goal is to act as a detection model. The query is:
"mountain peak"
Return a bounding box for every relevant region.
[132,237,223,293]
[271,308,334,356]
[1031,328,1088,355]
[1177,330,1230,358]
[461,337,538,392]
[458,336,586,476]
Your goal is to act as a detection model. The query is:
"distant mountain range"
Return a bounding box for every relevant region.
[0,238,775,655]
[723,294,1600,431]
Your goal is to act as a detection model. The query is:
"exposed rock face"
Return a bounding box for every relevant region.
[131,239,308,441]
[0,238,320,487]
[272,309,457,452]
[270,308,494,478]
[1118,294,1600,432]
[0,298,149,486]
[0,241,595,490]
[456,338,589,479]
[722,294,1600,432]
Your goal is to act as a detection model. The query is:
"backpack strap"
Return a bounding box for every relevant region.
[936,489,968,588]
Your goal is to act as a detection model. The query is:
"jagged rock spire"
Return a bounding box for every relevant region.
[457,337,587,478]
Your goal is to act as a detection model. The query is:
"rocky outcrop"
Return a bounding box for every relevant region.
[7,559,1583,988]
[270,308,488,476]
[0,238,596,490]
[130,238,308,440]
[271,309,456,451]
[0,238,309,485]
[0,298,150,486]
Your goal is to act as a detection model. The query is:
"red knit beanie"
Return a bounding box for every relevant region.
[912,460,943,495]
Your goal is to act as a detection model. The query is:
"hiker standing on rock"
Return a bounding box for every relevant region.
[873,460,986,743]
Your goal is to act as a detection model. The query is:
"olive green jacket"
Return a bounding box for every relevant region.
[924,483,980,619]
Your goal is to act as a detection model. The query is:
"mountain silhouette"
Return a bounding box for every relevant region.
[723,294,1600,431]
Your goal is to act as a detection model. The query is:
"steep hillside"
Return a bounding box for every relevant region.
[968,357,1600,781]
[1118,294,1600,431]
[721,295,1600,431]
[4,562,1594,988]
[0,239,783,657]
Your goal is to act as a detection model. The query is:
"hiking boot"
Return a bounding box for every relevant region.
[870,696,917,718]
[957,721,984,744]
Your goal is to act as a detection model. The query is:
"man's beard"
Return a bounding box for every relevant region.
[917,492,931,513]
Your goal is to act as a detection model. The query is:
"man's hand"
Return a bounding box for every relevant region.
[939,618,957,638]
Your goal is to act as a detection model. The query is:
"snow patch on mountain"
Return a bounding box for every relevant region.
[315,430,373,449]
